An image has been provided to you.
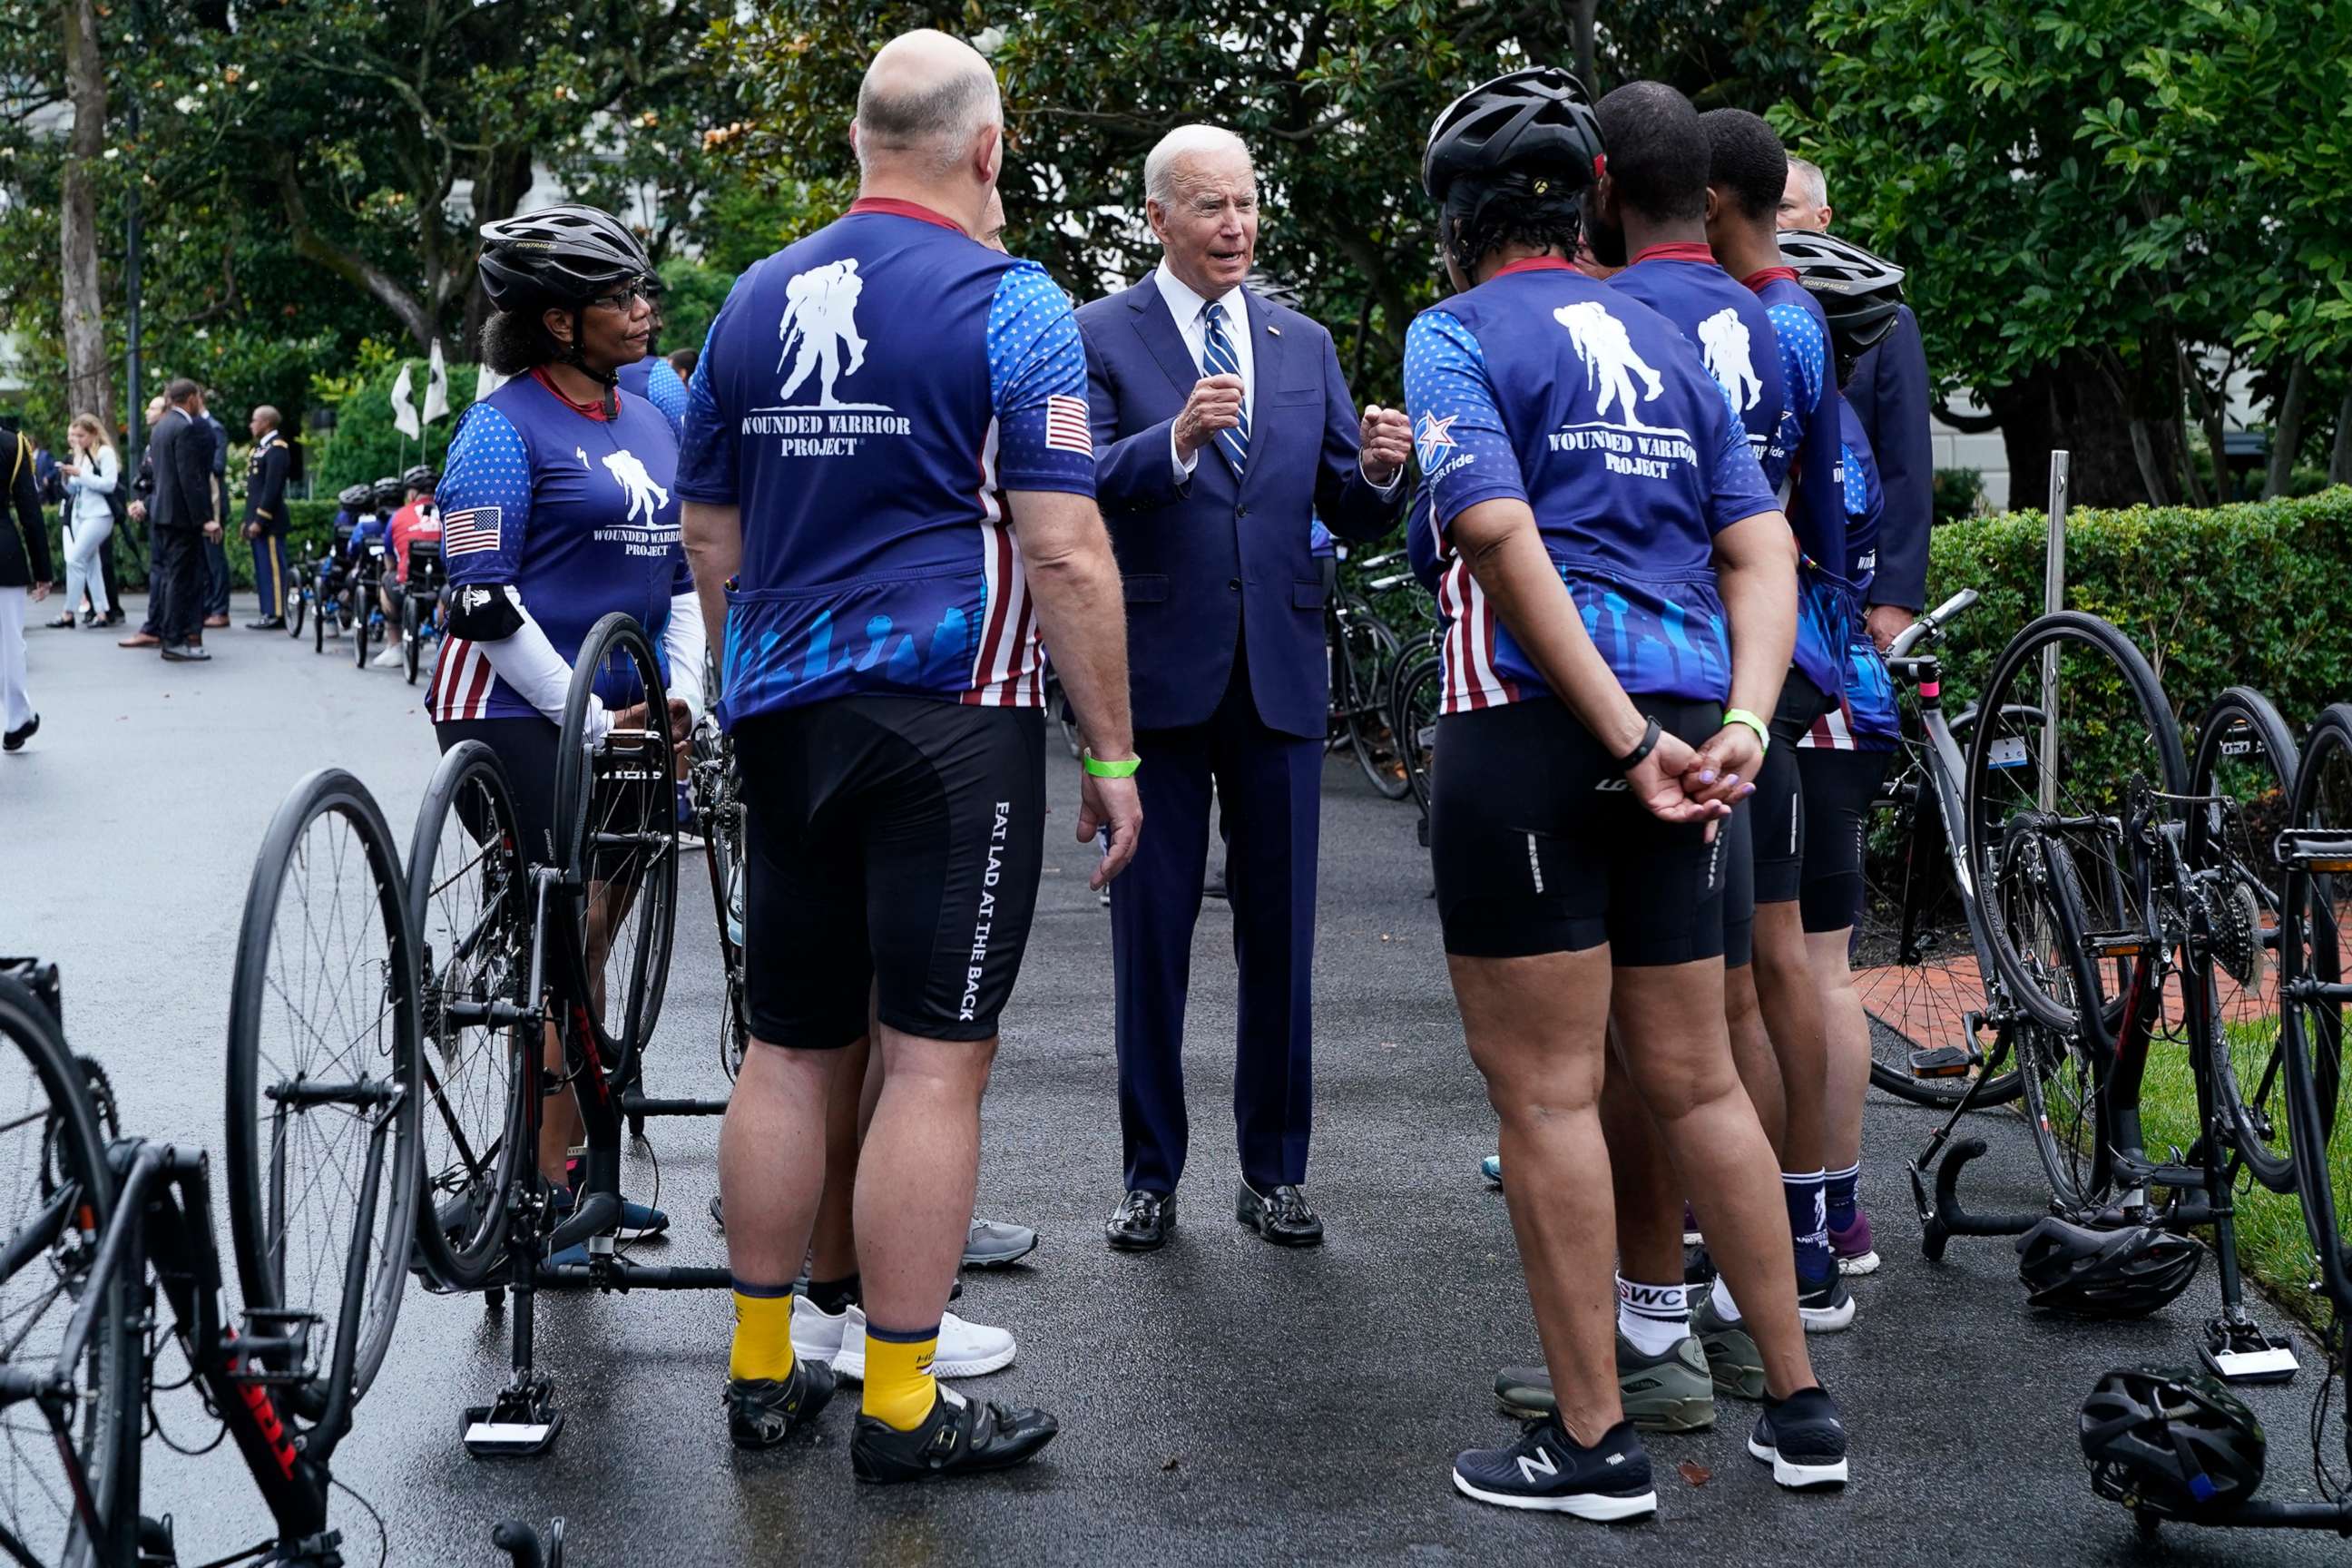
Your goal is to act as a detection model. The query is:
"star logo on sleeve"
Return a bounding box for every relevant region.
[1415,410,1458,471]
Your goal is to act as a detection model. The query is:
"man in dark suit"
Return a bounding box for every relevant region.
[1781,157,1930,648]
[1076,125,1412,1250]
[147,378,220,662]
[192,387,233,629]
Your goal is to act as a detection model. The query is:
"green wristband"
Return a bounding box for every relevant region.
[1723,708,1770,754]
[1083,750,1141,779]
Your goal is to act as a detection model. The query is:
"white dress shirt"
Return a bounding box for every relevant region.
[1152,260,1399,496]
[1155,260,1253,481]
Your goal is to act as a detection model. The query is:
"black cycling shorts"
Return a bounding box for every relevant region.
[1797,747,1894,935]
[732,695,1045,1047]
[1430,696,1730,966]
[1721,797,1755,970]
[436,716,562,871]
[1752,672,1833,906]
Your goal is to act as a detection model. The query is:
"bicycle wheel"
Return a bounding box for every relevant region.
[1341,605,1409,799]
[2284,706,2352,1277]
[312,587,327,653]
[0,972,132,1568]
[2190,688,2302,1189]
[402,597,424,685]
[554,613,679,1093]
[1997,831,2112,1210]
[1965,611,2188,1036]
[689,720,750,1079]
[1389,650,1443,820]
[225,768,424,1409]
[406,743,528,1290]
[352,594,372,670]
[287,584,307,640]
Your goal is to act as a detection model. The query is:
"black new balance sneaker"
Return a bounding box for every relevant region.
[1747,1385,1849,1489]
[728,1354,837,1450]
[1451,1418,1657,1520]
[850,1385,1059,1485]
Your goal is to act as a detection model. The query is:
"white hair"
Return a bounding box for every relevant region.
[1143,124,1253,207]
[1788,155,1828,211]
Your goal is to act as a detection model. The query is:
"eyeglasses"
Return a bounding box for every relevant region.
[586,279,658,313]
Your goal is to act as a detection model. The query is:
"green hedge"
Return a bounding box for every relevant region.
[1922,485,2352,740]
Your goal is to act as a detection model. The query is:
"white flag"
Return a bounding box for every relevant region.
[475,362,509,403]
[389,362,420,439]
[422,338,449,425]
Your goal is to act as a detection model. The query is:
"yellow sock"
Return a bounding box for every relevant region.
[861,1325,939,1431]
[729,1285,796,1384]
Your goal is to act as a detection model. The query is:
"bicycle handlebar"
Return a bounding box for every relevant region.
[1886,588,1979,661]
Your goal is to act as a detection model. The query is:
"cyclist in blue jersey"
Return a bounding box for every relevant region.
[614,282,689,441]
[1408,69,1845,1519]
[430,201,702,1253]
[1780,229,1910,1275]
[679,30,1140,1482]
[1698,104,1857,1327]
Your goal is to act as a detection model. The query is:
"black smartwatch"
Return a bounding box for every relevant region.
[1615,714,1662,773]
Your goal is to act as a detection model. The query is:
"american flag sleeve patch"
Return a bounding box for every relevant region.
[1044,394,1093,456]
[442,505,503,555]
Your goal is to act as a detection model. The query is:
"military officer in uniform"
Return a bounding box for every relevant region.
[242,406,293,630]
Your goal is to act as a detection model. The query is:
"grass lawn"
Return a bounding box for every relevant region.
[2134,1020,2346,1330]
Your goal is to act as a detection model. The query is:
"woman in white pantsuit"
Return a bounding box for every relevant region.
[47,413,118,629]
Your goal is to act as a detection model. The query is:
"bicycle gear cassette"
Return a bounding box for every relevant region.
[2201,872,2265,990]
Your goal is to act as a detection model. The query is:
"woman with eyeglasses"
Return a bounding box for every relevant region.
[427,203,705,1257]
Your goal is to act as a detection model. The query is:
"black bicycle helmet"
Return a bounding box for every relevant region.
[2080,1365,2265,1516]
[1245,271,1303,310]
[475,204,652,317]
[2015,1217,2201,1318]
[401,465,438,495]
[370,476,405,510]
[337,483,371,510]
[1777,228,1905,371]
[1423,68,1603,276]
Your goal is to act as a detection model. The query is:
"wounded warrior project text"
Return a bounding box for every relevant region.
[745,411,915,458]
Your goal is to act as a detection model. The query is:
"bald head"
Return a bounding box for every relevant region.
[855,29,1002,182]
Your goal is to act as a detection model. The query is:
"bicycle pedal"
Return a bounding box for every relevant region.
[466,1381,565,1458]
[2201,1318,2298,1384]
[1908,1045,1973,1079]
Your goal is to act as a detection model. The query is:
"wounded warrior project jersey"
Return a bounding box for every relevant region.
[678,197,1097,729]
[428,370,690,721]
[1800,401,1897,751]
[1402,258,1778,713]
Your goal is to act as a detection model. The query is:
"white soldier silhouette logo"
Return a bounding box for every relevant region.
[1553,301,1665,430]
[1696,308,1763,412]
[602,449,671,525]
[777,259,873,408]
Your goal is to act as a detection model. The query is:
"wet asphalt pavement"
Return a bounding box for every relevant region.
[4,599,2350,1567]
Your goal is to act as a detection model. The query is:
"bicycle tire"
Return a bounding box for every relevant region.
[312,587,326,653]
[1964,611,2188,1037]
[406,742,527,1291]
[352,596,372,670]
[554,613,679,1093]
[689,718,750,1078]
[2190,687,2302,1191]
[1389,650,1443,820]
[225,768,424,1408]
[2003,832,2114,1210]
[403,597,423,685]
[1341,607,1409,799]
[2281,705,2352,1282]
[0,975,133,1568]
[287,586,307,640]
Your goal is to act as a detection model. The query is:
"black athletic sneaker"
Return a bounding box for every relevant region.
[1798,1269,1856,1332]
[850,1385,1059,1484]
[1451,1418,1657,1521]
[1747,1385,1849,1489]
[728,1354,837,1449]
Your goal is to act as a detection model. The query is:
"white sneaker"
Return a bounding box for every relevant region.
[789,1297,851,1366]
[830,1304,1016,1380]
[371,645,404,668]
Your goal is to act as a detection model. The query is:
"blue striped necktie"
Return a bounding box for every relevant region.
[1200,300,1250,472]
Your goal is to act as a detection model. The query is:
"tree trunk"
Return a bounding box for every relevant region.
[1991,352,2176,513]
[2263,356,2311,499]
[2329,386,2352,486]
[58,0,113,426]
[460,148,536,358]
[1573,0,1600,90]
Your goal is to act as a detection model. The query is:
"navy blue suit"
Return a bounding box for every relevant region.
[1843,304,1932,613]
[1076,277,1404,1194]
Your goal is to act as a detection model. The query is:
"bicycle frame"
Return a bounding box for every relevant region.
[3,1141,366,1564]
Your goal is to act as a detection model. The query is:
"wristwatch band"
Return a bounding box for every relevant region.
[1614,715,1663,773]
